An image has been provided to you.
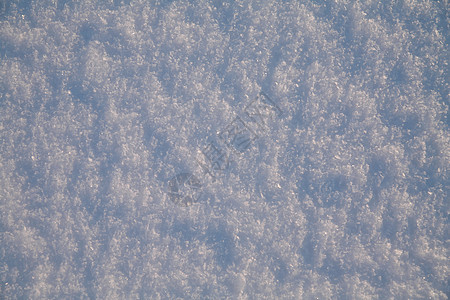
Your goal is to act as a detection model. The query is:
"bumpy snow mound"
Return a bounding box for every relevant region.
[0,0,448,298]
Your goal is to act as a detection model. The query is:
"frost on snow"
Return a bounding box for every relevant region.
[0,0,448,299]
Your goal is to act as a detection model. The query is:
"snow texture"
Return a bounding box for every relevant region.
[0,0,448,299]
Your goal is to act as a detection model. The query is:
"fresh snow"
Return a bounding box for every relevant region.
[0,0,448,299]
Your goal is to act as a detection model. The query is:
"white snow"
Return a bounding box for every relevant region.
[0,0,448,299]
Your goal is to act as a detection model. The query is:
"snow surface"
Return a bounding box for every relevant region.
[0,0,448,299]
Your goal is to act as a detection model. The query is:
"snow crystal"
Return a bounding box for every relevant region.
[0,0,448,298]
